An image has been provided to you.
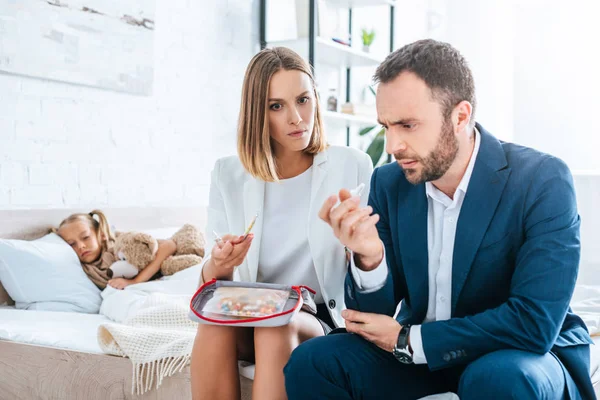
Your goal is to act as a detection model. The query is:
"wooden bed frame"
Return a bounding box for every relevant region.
[0,207,253,400]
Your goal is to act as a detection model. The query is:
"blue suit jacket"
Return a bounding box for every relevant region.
[345,124,595,399]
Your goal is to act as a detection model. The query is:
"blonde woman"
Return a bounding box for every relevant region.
[190,47,373,400]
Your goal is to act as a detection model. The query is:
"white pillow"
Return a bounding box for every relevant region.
[0,233,102,313]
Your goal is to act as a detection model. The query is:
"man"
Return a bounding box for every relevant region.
[283,39,595,399]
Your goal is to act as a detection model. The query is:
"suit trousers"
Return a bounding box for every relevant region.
[284,332,583,400]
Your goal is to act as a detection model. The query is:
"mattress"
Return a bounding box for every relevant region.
[0,308,111,354]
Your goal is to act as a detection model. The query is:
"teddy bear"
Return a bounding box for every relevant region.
[107,224,205,279]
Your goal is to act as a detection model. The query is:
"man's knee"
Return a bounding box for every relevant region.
[459,350,562,399]
[285,334,360,384]
[285,335,329,379]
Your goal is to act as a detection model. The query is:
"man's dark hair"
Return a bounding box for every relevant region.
[374,39,476,124]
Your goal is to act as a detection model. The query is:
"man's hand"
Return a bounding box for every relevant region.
[318,189,383,270]
[342,309,401,352]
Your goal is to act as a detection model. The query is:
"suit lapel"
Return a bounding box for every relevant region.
[398,183,430,322]
[451,125,510,315]
[243,177,265,283]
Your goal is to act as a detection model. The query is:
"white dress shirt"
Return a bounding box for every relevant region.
[351,128,481,364]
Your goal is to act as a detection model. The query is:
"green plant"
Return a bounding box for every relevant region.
[360,124,387,167]
[361,29,375,47]
[359,85,389,167]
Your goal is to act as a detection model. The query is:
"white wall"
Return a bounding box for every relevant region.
[513,1,600,172]
[430,0,515,142]
[430,0,600,280]
[0,0,259,209]
[511,1,600,279]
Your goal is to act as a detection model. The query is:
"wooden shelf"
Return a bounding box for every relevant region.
[322,111,377,128]
[269,37,384,68]
[324,0,396,8]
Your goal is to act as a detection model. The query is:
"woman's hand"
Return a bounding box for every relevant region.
[108,277,135,290]
[202,234,254,282]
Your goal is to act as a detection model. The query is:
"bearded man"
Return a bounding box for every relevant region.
[284,39,595,400]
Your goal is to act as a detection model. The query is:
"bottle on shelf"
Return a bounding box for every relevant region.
[327,89,338,112]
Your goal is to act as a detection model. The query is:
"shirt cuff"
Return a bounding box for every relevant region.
[350,247,387,293]
[410,324,427,364]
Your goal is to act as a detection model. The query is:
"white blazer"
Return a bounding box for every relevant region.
[199,146,373,327]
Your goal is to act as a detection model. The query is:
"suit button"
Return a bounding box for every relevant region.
[443,353,451,362]
[328,299,336,309]
[450,351,457,359]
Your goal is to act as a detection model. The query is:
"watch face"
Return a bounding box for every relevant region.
[392,347,413,364]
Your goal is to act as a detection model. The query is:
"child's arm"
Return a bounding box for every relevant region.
[108,239,177,289]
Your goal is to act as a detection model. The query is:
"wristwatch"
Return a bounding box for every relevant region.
[392,325,413,364]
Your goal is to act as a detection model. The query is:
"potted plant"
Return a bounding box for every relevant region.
[360,124,387,166]
[360,86,389,167]
[361,28,375,53]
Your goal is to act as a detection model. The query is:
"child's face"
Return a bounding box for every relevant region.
[58,221,103,263]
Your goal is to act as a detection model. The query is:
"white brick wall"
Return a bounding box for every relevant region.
[0,0,259,210]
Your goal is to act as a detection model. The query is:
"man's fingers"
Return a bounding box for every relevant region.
[352,214,380,237]
[318,195,338,224]
[329,197,361,232]
[338,188,352,202]
[342,309,375,324]
[340,207,373,236]
[345,320,362,335]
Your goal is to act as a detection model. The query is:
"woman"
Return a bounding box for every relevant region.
[191,47,373,400]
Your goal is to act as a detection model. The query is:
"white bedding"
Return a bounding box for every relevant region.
[0,278,599,397]
[0,264,204,355]
[0,308,110,353]
[571,285,600,336]
[99,262,202,322]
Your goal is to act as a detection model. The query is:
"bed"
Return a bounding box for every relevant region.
[0,207,253,400]
[1,208,598,399]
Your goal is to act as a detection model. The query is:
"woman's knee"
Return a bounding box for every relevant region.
[192,324,240,356]
[254,322,300,351]
[196,324,235,344]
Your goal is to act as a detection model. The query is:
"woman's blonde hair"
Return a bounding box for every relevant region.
[237,47,327,182]
[54,209,115,250]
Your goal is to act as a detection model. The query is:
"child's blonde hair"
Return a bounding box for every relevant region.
[54,210,115,250]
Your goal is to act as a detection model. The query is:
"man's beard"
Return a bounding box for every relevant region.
[395,119,459,185]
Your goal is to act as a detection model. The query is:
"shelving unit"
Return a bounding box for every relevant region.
[260,0,395,145]
[268,36,384,68]
[572,170,600,177]
[326,0,396,7]
[322,110,378,128]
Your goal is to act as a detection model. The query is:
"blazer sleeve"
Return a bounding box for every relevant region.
[420,156,584,370]
[198,159,230,286]
[345,166,403,316]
